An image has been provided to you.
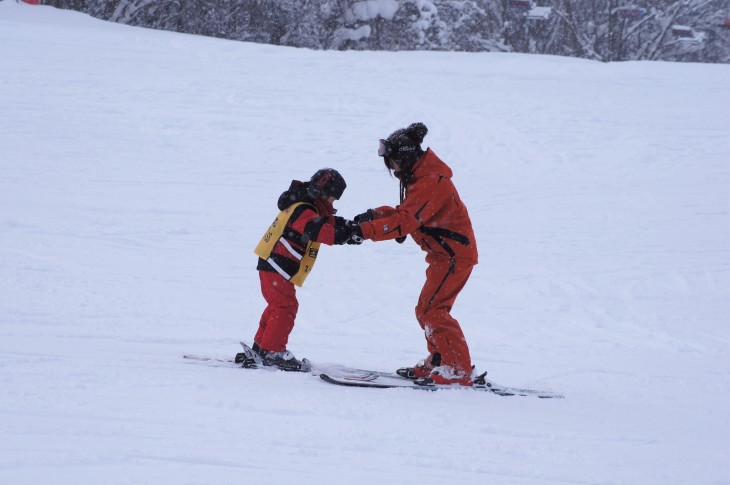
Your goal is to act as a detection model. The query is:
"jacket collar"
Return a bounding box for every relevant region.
[313,197,335,216]
[410,148,453,180]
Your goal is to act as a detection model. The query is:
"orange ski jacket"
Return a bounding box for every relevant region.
[360,148,478,264]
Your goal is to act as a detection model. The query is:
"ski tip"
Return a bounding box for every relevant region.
[182,354,204,361]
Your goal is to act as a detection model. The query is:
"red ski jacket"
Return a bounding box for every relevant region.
[257,182,337,275]
[360,149,478,264]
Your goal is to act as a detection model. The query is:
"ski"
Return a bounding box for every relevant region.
[184,346,563,398]
[318,369,563,398]
[182,354,241,368]
[184,342,313,372]
[310,364,407,379]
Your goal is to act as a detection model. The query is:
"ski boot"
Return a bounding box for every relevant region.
[415,367,474,387]
[396,352,441,379]
[258,348,311,372]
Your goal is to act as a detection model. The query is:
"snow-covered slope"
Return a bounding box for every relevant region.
[2,1,729,483]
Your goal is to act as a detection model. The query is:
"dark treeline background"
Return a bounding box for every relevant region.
[44,0,730,63]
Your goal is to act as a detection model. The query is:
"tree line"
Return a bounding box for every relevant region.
[43,0,730,63]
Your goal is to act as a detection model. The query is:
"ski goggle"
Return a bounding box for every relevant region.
[378,139,392,158]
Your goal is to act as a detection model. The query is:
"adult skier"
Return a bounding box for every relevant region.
[250,168,362,371]
[346,123,479,385]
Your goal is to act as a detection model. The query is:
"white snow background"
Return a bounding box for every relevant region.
[2,2,730,484]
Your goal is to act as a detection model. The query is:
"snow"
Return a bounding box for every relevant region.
[2,1,730,483]
[527,7,552,20]
[334,24,372,46]
[349,0,400,22]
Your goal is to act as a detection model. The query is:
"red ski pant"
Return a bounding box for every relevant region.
[254,270,298,352]
[415,258,473,375]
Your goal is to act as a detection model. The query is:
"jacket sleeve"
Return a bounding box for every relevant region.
[291,208,336,246]
[360,175,448,241]
[372,206,398,219]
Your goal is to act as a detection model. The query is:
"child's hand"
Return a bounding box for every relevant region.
[334,218,364,245]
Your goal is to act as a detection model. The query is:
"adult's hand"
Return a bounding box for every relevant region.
[353,209,376,224]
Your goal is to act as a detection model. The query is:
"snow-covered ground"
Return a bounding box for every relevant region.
[2,1,730,483]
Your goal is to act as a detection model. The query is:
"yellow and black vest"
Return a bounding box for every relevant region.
[254,202,321,287]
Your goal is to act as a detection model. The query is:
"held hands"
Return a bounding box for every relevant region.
[355,209,405,244]
[334,217,364,245]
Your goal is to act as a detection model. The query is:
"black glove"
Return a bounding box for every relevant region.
[346,223,364,245]
[333,217,349,244]
[354,209,376,224]
[333,217,363,245]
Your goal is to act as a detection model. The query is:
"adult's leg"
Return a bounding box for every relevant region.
[415,259,474,375]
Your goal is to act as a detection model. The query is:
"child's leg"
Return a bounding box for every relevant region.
[253,306,270,348]
[256,271,298,352]
[254,272,269,346]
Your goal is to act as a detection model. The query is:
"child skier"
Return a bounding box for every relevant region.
[246,168,361,371]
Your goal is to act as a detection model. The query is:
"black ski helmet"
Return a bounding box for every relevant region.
[378,122,428,172]
[307,168,347,200]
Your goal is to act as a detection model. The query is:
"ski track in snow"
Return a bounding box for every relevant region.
[1,2,730,484]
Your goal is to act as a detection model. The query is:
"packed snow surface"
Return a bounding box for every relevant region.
[1,1,730,483]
